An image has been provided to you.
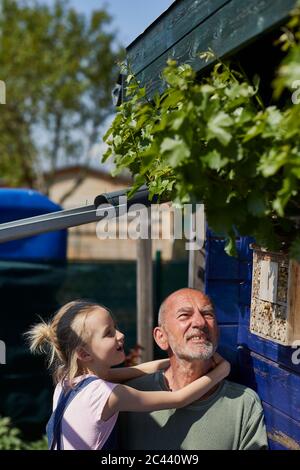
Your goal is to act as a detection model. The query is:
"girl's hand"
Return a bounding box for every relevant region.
[212,352,225,367]
[217,357,231,378]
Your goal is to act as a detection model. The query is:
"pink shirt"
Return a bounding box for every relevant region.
[53,374,118,450]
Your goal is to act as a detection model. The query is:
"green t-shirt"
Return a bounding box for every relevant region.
[119,372,268,450]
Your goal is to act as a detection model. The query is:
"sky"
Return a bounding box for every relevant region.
[42,0,175,47]
[38,0,175,170]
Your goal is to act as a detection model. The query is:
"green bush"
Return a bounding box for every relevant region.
[0,416,47,450]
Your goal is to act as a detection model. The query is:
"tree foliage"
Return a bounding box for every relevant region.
[103,5,300,259]
[0,0,122,194]
[0,416,47,450]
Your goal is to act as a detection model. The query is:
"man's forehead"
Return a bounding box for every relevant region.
[165,290,213,313]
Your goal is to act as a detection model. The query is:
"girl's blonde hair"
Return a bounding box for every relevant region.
[26,299,108,386]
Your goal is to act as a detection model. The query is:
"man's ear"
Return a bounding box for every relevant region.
[76,347,92,363]
[153,326,169,351]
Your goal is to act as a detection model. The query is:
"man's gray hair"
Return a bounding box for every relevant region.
[157,299,167,326]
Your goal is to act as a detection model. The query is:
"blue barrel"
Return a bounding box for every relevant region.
[0,189,67,261]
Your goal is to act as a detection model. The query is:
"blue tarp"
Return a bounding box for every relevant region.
[0,189,67,261]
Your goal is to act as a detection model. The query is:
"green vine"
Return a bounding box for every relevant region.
[103,5,300,259]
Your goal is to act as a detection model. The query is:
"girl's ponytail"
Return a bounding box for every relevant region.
[25,300,104,385]
[27,320,53,354]
[26,319,61,368]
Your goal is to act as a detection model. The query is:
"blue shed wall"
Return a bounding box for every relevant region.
[205,231,300,450]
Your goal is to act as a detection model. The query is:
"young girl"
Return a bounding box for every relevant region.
[26,299,230,450]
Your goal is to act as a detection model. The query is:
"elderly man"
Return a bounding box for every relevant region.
[120,288,268,450]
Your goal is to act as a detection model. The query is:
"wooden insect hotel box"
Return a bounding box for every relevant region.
[250,245,300,345]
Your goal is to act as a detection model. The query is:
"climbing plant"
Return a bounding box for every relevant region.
[103,4,300,260]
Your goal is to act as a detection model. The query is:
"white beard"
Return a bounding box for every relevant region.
[167,331,215,361]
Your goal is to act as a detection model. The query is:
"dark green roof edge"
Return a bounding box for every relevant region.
[124,0,298,100]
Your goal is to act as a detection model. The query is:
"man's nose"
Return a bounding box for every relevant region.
[191,313,206,329]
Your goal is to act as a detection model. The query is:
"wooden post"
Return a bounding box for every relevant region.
[137,208,153,362]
